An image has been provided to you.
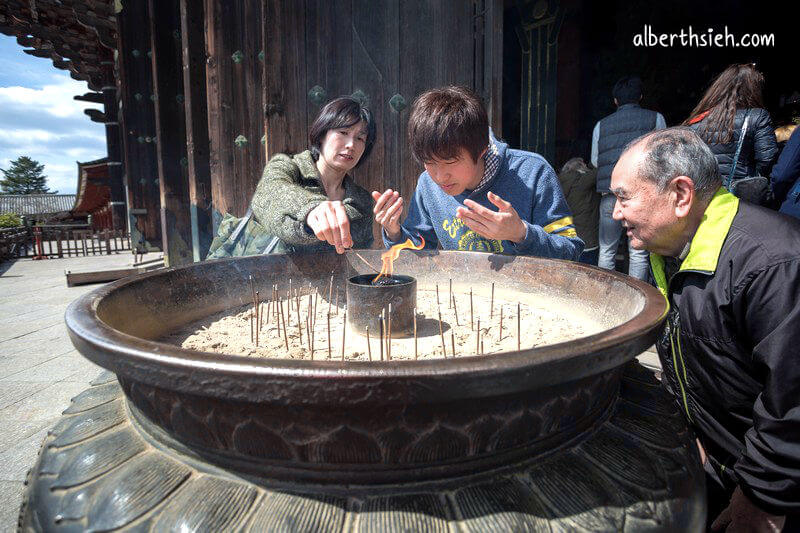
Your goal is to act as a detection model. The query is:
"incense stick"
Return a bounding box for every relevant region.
[366,325,372,362]
[328,275,333,316]
[413,307,418,360]
[327,312,332,359]
[296,296,302,346]
[499,305,504,340]
[451,293,459,326]
[255,291,260,347]
[490,282,495,318]
[279,299,289,350]
[517,302,521,351]
[341,308,347,361]
[438,309,446,358]
[386,304,392,361]
[349,250,381,273]
[470,288,474,330]
[286,289,291,328]
[379,313,384,362]
[306,313,311,353]
[335,289,339,316]
[449,278,452,309]
[436,284,440,307]
[451,330,456,357]
[477,318,481,355]
[275,288,281,339]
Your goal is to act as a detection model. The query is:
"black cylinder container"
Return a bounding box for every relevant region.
[347,274,416,337]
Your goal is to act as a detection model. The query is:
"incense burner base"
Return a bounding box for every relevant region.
[19,363,705,531]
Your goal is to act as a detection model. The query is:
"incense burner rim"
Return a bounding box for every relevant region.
[65,251,667,405]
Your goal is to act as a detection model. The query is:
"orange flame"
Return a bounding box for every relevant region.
[373,236,426,282]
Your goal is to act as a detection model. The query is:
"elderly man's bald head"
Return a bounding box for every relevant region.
[621,127,721,201]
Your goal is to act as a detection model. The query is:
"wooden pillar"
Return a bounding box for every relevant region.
[519,0,563,163]
[149,0,193,267]
[99,63,127,233]
[205,1,266,226]
[180,0,214,262]
[478,0,504,136]
[115,0,162,252]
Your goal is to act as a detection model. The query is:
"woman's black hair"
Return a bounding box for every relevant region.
[309,96,377,167]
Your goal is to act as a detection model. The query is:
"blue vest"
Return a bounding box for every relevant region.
[596,104,659,192]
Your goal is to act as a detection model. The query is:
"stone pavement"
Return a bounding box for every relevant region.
[0,252,160,532]
[0,252,660,531]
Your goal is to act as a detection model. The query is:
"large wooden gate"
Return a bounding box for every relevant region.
[202,0,503,248]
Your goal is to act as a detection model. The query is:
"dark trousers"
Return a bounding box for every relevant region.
[705,473,799,532]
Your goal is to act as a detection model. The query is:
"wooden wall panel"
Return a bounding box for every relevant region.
[150,0,192,266]
[397,1,481,226]
[348,0,399,246]
[180,0,214,261]
[115,0,162,252]
[263,0,307,156]
[260,0,503,249]
[206,1,265,225]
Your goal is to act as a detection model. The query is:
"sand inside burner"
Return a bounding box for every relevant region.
[161,286,604,361]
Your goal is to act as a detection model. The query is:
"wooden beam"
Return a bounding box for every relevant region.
[102,86,127,232]
[23,47,53,58]
[65,263,163,287]
[115,0,162,253]
[179,0,213,261]
[84,108,109,123]
[75,92,105,104]
[149,0,193,267]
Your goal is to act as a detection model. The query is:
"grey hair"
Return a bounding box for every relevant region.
[561,157,591,174]
[623,127,721,200]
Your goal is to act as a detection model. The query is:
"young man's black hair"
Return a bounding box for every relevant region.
[612,76,643,105]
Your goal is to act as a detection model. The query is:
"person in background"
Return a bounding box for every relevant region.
[557,157,600,264]
[611,127,800,531]
[684,63,779,197]
[771,125,800,219]
[592,76,665,279]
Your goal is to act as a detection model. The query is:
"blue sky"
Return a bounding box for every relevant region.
[0,34,106,195]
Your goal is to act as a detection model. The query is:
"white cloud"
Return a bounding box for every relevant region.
[0,76,102,119]
[0,65,106,194]
[2,128,60,143]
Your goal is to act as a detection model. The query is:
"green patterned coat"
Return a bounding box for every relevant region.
[250,150,374,253]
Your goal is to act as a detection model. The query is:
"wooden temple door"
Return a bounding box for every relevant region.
[264,0,503,246]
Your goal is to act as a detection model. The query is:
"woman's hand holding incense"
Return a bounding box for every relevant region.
[372,189,404,241]
[307,200,352,254]
[457,192,526,243]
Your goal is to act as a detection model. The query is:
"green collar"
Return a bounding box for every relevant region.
[650,186,739,298]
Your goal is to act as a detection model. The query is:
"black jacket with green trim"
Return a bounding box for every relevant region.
[651,187,800,515]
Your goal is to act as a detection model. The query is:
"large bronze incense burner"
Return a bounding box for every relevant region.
[20,250,705,531]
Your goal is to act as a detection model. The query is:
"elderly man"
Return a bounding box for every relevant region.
[610,127,800,531]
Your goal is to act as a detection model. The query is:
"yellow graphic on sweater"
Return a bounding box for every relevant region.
[442,217,504,252]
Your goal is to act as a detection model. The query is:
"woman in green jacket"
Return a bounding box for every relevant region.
[251,96,376,254]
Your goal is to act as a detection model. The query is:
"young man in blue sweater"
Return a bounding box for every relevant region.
[373,86,583,259]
